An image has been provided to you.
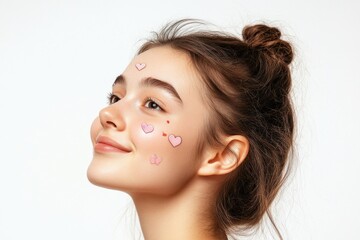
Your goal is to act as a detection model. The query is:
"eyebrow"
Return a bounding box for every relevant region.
[113,75,183,103]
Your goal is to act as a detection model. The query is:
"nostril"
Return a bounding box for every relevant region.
[106,121,117,128]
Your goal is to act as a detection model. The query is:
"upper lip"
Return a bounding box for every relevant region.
[96,136,132,152]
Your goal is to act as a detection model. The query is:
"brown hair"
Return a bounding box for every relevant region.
[138,19,295,239]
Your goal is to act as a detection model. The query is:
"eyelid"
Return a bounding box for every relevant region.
[107,92,166,111]
[107,92,121,104]
[144,97,165,111]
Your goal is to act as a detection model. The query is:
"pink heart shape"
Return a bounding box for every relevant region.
[149,154,162,165]
[141,123,154,134]
[168,134,182,147]
[135,63,146,71]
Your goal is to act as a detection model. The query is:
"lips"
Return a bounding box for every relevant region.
[94,136,131,153]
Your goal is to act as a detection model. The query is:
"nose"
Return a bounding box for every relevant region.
[99,103,126,131]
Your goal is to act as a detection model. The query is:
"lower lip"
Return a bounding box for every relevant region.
[94,143,130,153]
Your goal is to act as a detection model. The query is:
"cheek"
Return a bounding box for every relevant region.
[90,117,102,145]
[131,121,190,165]
[132,121,168,156]
[129,121,202,194]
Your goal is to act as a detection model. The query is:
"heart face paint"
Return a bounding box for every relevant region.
[141,122,182,148]
[168,134,182,147]
[135,63,146,71]
[149,154,162,165]
[89,46,209,196]
[141,122,154,134]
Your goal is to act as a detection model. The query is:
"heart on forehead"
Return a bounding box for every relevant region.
[168,134,182,147]
[141,123,154,134]
[135,63,146,71]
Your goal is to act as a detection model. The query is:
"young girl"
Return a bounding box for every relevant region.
[88,19,295,240]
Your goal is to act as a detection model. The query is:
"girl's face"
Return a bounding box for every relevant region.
[88,46,210,196]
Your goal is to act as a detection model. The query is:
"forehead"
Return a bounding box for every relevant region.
[132,45,193,75]
[122,46,205,104]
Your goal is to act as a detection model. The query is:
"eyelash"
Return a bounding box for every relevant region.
[107,92,120,105]
[144,97,164,111]
[107,93,164,111]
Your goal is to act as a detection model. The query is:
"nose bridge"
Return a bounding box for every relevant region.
[99,100,128,130]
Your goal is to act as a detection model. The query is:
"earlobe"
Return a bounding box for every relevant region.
[197,136,249,176]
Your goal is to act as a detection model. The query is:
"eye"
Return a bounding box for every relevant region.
[144,98,163,111]
[107,93,121,105]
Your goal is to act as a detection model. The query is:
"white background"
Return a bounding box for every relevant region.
[1,0,359,239]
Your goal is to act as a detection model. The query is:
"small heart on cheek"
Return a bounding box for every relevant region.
[162,132,167,137]
[168,134,182,147]
[149,154,162,165]
[141,123,154,134]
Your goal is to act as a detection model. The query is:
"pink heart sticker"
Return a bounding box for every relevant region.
[168,134,182,147]
[135,63,146,71]
[149,154,162,165]
[141,123,154,134]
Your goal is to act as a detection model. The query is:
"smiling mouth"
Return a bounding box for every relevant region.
[94,136,131,153]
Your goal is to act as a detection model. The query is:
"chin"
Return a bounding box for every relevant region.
[87,163,105,187]
[87,161,115,189]
[86,160,130,193]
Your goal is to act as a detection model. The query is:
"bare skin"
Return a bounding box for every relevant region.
[88,46,249,240]
[132,177,228,240]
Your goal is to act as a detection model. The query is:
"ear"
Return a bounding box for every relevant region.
[197,135,249,176]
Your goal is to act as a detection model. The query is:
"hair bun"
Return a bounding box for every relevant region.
[242,24,293,65]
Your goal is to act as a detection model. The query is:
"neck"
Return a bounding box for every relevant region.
[130,177,227,240]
